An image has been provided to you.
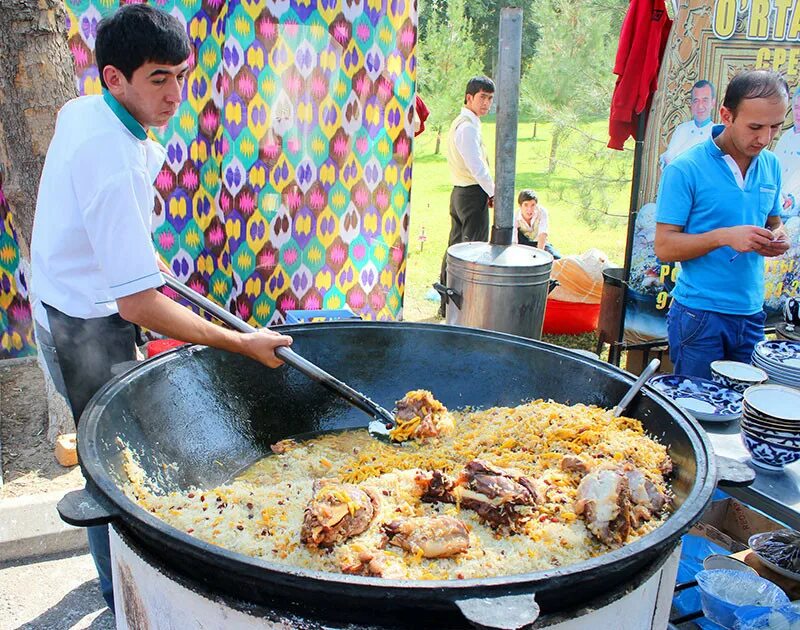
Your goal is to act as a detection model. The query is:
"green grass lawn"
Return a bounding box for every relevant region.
[403,118,635,351]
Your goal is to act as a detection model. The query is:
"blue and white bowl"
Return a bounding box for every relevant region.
[743,403,800,432]
[741,430,800,470]
[649,374,742,422]
[743,384,800,423]
[710,361,768,393]
[740,421,800,449]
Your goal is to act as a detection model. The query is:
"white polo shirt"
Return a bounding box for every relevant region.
[31,92,166,327]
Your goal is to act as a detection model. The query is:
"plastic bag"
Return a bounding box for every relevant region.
[549,249,613,304]
[734,602,800,629]
[696,569,789,628]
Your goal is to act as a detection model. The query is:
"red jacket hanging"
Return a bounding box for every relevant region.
[608,0,672,150]
[414,95,430,137]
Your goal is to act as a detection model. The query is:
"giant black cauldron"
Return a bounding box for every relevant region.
[60,322,717,629]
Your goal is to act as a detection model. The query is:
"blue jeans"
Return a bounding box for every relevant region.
[667,301,765,379]
[87,522,114,611]
[516,231,562,259]
[536,242,562,259]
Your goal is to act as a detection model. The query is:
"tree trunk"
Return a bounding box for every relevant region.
[532,121,537,139]
[548,127,561,174]
[434,130,441,155]
[0,0,76,258]
[0,0,77,441]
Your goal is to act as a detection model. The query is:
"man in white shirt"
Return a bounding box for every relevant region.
[31,5,291,612]
[660,80,717,168]
[774,86,800,216]
[438,76,495,317]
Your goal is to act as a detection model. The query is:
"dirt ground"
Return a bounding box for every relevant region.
[0,358,82,499]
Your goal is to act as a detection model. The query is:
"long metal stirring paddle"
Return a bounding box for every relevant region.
[161,275,395,437]
[611,358,661,417]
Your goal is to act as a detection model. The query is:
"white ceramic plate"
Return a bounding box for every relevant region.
[755,340,800,364]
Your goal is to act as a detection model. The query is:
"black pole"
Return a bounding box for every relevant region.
[614,111,648,365]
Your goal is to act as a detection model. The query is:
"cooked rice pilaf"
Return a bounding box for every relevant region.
[122,399,673,580]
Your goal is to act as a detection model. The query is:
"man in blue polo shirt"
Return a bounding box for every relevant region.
[655,70,790,378]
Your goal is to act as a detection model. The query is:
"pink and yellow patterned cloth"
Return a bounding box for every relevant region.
[0,0,417,358]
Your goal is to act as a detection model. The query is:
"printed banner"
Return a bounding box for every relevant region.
[624,0,800,343]
[64,0,416,326]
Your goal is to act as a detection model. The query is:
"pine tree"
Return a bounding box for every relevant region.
[417,0,484,154]
[521,0,622,173]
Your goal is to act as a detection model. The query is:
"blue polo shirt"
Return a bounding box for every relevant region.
[656,125,782,315]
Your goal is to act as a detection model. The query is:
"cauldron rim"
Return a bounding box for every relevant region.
[76,321,715,609]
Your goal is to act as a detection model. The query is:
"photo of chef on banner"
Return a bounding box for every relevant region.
[659,80,717,169]
[775,86,800,219]
[763,85,800,314]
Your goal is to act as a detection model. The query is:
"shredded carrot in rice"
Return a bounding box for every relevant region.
[121,399,671,581]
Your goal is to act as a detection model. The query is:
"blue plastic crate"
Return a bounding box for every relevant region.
[285,308,361,324]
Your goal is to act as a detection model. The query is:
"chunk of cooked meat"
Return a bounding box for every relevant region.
[560,455,590,474]
[573,463,670,543]
[340,550,406,578]
[623,466,669,528]
[269,438,297,454]
[658,456,673,476]
[462,460,539,505]
[574,468,632,546]
[418,460,538,531]
[415,469,456,502]
[301,479,379,548]
[389,390,455,442]
[383,516,470,558]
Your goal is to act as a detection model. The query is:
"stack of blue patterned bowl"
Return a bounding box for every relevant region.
[740,384,800,470]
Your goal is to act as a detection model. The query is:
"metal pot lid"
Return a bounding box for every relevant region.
[447,242,553,268]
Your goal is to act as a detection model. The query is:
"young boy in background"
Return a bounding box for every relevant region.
[513,189,561,258]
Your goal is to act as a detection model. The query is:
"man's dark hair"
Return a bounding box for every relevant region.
[464,76,495,104]
[96,5,191,89]
[517,189,538,204]
[692,79,716,100]
[722,70,789,113]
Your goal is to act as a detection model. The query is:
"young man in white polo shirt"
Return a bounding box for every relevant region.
[31,5,292,611]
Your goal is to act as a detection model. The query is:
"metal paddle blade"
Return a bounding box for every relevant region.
[368,418,393,441]
[366,401,396,441]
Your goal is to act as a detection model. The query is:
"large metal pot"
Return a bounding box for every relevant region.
[436,243,554,340]
[60,322,717,629]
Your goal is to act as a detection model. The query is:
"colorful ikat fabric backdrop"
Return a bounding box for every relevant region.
[65,0,417,325]
[0,182,35,358]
